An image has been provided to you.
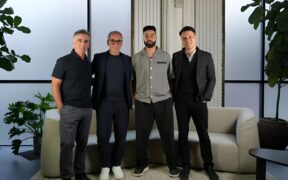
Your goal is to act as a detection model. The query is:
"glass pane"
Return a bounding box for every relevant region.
[225,0,261,80]
[90,0,131,56]
[0,0,87,80]
[264,84,288,120]
[225,83,260,119]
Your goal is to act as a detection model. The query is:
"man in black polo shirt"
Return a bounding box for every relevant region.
[91,31,132,180]
[52,29,92,180]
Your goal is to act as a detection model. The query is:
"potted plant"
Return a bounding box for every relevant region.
[241,0,288,149]
[3,92,55,155]
[0,0,31,71]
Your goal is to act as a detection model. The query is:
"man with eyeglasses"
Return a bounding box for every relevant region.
[132,25,179,178]
[91,31,132,180]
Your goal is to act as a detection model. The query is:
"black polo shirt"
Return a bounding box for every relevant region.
[52,49,92,108]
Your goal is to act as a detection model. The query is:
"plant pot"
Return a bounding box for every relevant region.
[258,118,288,150]
[33,136,42,155]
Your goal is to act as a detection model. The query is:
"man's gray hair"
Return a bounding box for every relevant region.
[74,29,90,37]
[107,31,122,40]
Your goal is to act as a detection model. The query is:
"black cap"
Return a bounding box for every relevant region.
[143,25,156,33]
[179,26,196,36]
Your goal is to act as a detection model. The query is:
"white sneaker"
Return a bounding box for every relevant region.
[99,167,110,180]
[112,166,124,179]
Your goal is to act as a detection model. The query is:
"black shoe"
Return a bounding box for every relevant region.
[133,165,149,177]
[204,166,219,180]
[75,174,90,180]
[179,167,190,180]
[168,166,179,178]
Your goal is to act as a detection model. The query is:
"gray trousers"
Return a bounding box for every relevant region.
[59,105,92,179]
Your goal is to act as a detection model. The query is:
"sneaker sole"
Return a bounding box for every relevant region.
[132,166,149,177]
[169,173,179,178]
[167,167,179,178]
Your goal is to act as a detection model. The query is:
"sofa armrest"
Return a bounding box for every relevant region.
[41,115,61,177]
[236,108,260,173]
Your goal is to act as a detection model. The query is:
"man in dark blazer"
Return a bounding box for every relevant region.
[172,26,218,180]
[91,31,132,180]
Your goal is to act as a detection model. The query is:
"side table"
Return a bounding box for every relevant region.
[249,148,288,180]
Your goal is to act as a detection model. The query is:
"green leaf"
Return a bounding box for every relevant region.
[248,6,265,29]
[11,49,15,55]
[2,7,14,15]
[265,19,277,40]
[0,46,9,53]
[266,0,275,4]
[20,54,31,62]
[0,56,14,71]
[284,35,288,53]
[275,10,288,32]
[241,2,259,12]
[3,27,14,34]
[14,16,22,27]
[0,0,8,8]
[16,26,31,33]
[8,127,25,138]
[0,33,5,45]
[3,15,14,27]
[271,1,281,10]
[11,139,22,155]
[241,5,250,12]
[6,54,17,63]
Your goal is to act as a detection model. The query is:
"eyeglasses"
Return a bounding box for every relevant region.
[109,39,122,44]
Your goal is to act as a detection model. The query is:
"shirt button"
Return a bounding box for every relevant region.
[150,76,152,79]
[150,86,153,88]
[150,67,152,70]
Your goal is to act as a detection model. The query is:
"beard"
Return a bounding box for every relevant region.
[144,40,156,48]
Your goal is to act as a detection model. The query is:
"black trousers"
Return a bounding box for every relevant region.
[135,98,176,168]
[174,100,213,168]
[60,105,92,179]
[96,99,129,167]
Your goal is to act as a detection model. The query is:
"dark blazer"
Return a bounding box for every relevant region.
[91,51,132,109]
[172,47,216,101]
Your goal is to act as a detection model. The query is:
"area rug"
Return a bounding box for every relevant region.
[30,166,258,180]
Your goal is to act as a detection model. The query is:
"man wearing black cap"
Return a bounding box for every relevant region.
[132,25,178,178]
[172,26,218,180]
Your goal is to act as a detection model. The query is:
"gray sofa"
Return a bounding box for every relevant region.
[41,107,259,177]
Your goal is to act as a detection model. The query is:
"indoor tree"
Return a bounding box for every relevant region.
[0,0,31,71]
[241,0,288,120]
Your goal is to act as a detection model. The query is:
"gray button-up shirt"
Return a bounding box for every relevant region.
[132,47,173,103]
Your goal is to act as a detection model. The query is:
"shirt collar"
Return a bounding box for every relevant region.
[185,48,196,62]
